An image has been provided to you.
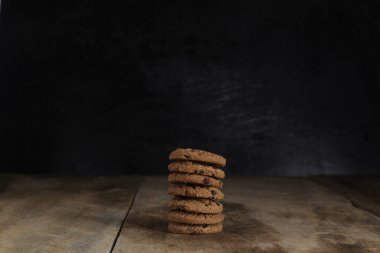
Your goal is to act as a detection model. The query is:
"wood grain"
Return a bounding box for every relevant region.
[113,177,380,253]
[0,174,142,253]
[312,176,380,217]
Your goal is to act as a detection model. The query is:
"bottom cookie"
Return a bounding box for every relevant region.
[168,210,224,224]
[168,222,223,234]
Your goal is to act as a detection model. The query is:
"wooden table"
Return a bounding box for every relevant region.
[0,175,379,253]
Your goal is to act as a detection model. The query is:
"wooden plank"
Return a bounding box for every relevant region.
[312,176,380,217]
[113,177,380,253]
[0,174,142,253]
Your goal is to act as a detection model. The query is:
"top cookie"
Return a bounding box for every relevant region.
[169,148,226,167]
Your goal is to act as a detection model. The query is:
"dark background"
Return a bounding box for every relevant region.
[0,0,379,176]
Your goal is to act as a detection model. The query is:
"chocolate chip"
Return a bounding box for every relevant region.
[203,178,210,185]
[211,190,216,195]
[202,224,208,228]
[184,155,190,159]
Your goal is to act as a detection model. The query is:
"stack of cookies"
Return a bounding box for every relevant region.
[167,148,226,234]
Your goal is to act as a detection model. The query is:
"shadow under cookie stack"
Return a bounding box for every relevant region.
[167,148,226,234]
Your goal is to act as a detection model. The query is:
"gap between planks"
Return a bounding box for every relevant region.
[311,176,380,219]
[109,177,144,253]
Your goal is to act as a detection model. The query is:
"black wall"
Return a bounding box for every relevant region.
[0,0,379,175]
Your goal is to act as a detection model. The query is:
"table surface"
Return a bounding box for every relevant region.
[0,175,379,253]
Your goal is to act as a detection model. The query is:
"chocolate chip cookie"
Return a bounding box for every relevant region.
[169,148,226,167]
[169,197,223,214]
[168,184,224,200]
[168,161,225,179]
[168,210,224,224]
[168,173,223,189]
[168,222,223,234]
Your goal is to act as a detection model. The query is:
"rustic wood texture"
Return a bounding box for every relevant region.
[0,175,142,253]
[312,176,380,217]
[113,177,380,253]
